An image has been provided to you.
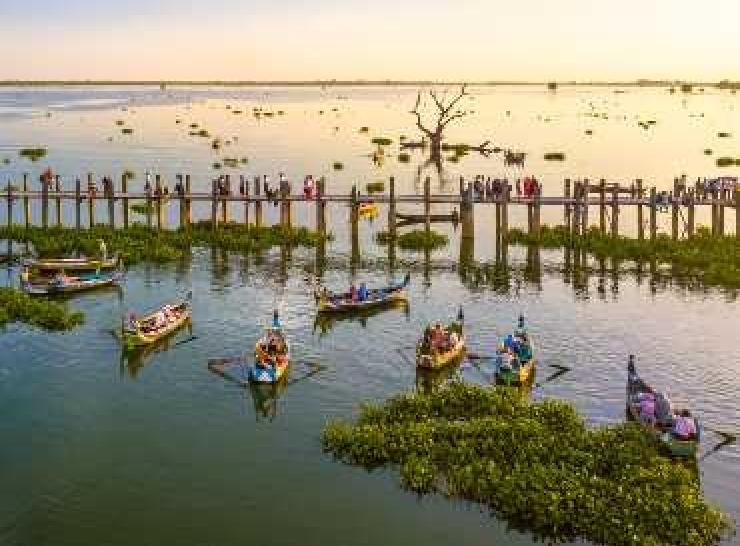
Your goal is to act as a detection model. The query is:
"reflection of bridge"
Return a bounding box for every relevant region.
[4,173,738,242]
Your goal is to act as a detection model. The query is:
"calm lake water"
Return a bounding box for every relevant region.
[0,86,738,546]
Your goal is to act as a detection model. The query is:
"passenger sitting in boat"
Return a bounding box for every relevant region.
[638,392,657,425]
[449,331,459,349]
[430,323,447,351]
[672,409,697,440]
[516,334,532,363]
[127,312,138,330]
[504,334,519,354]
[654,392,673,427]
[349,284,358,302]
[358,283,368,302]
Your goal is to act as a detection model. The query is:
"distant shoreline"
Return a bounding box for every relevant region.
[0,79,738,88]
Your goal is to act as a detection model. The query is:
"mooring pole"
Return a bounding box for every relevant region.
[87,173,95,228]
[424,176,431,234]
[610,187,619,237]
[122,174,129,229]
[55,176,62,227]
[254,176,262,229]
[75,178,82,230]
[6,184,13,229]
[155,174,164,230]
[636,179,644,240]
[23,174,30,229]
[242,175,250,226]
[350,184,360,267]
[461,180,475,252]
[388,176,396,269]
[41,175,49,228]
[316,177,326,236]
[649,187,657,240]
[185,174,192,228]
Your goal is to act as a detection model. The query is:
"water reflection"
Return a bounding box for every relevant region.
[120,322,194,378]
[312,301,411,338]
[248,379,288,422]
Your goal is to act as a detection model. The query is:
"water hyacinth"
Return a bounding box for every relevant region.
[366,181,385,193]
[322,383,732,546]
[19,147,47,161]
[0,223,329,266]
[375,229,449,251]
[0,287,84,330]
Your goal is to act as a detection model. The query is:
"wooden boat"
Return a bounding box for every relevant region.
[626,356,700,458]
[23,254,120,273]
[250,312,290,384]
[358,202,379,216]
[494,315,536,386]
[122,296,192,349]
[416,311,465,369]
[21,269,124,295]
[315,274,410,313]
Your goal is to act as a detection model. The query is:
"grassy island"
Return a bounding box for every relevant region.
[322,383,732,546]
[508,225,740,288]
[0,288,84,330]
[0,223,329,265]
[376,229,449,251]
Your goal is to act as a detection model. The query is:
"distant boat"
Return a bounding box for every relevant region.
[121,295,192,350]
[21,268,124,295]
[315,274,409,313]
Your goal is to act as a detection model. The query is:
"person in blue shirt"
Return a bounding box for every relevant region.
[358,282,368,302]
[517,333,533,363]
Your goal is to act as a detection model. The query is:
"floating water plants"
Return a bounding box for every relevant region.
[375,229,448,251]
[716,157,736,167]
[2,158,10,165]
[115,120,125,126]
[585,130,593,135]
[371,137,392,146]
[359,126,369,133]
[718,132,732,138]
[277,110,285,115]
[332,162,344,171]
[322,382,731,546]
[232,110,243,114]
[212,162,222,170]
[19,148,47,161]
[222,157,239,168]
[544,152,566,161]
[704,149,713,155]
[366,181,385,193]
[189,123,199,129]
[398,153,410,163]
[194,129,209,138]
[0,287,84,331]
[121,128,133,135]
[211,139,222,150]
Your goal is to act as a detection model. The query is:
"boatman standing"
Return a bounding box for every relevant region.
[99,239,107,261]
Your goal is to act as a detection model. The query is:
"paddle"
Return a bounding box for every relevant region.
[543,364,572,383]
[699,427,737,461]
[287,361,327,386]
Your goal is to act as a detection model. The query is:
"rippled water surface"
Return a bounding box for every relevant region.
[0,86,738,546]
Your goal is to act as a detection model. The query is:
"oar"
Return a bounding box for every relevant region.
[543,364,571,383]
[699,427,737,461]
[287,361,327,386]
[171,335,198,348]
[396,348,414,367]
[466,352,496,361]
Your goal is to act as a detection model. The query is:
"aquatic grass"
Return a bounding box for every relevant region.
[704,149,713,155]
[19,147,47,161]
[375,229,449,251]
[115,120,125,126]
[544,152,566,161]
[366,181,385,193]
[508,225,740,288]
[718,132,732,138]
[130,203,153,215]
[371,137,392,146]
[0,287,84,331]
[322,383,732,546]
[359,126,369,133]
[398,153,410,163]
[0,223,329,266]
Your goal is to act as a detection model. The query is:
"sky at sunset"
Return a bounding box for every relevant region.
[2,0,739,81]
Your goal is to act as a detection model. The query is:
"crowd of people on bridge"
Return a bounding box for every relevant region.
[466,175,542,202]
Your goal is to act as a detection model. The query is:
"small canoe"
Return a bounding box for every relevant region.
[358,202,379,216]
[416,314,465,369]
[122,297,192,349]
[494,316,536,386]
[316,274,410,313]
[21,269,124,295]
[496,357,536,386]
[249,313,290,384]
[24,255,120,273]
[626,356,700,458]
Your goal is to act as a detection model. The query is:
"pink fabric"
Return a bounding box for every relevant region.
[674,417,696,439]
[640,398,656,418]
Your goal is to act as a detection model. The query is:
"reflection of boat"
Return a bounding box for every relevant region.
[313,299,410,335]
[122,326,192,378]
[626,356,700,459]
[22,268,124,295]
[416,310,465,369]
[316,273,410,313]
[23,254,120,273]
[494,315,536,386]
[122,295,192,349]
[250,311,290,384]
[415,364,459,394]
[249,380,289,421]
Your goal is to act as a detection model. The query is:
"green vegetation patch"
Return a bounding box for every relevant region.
[332,161,344,171]
[716,157,737,167]
[0,287,84,331]
[718,132,732,138]
[371,137,393,146]
[509,225,740,288]
[359,126,369,133]
[366,181,385,194]
[544,152,566,161]
[375,229,449,251]
[121,128,133,135]
[398,153,410,163]
[19,147,47,161]
[322,383,731,546]
[0,224,328,266]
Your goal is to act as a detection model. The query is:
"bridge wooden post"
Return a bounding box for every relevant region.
[221,175,230,224]
[280,177,291,230]
[41,175,49,228]
[184,175,192,228]
[686,193,695,238]
[23,174,31,229]
[242,175,250,226]
[54,176,62,227]
[122,174,129,229]
[6,185,13,229]
[316,177,326,236]
[87,173,95,229]
[500,180,509,239]
[718,197,725,237]
[571,182,580,235]
[424,176,431,234]
[533,189,541,236]
[254,176,262,229]
[735,188,739,239]
[564,179,571,231]
[211,179,219,230]
[580,178,589,232]
[649,187,657,240]
[75,178,82,229]
[155,174,164,230]
[671,179,679,240]
[610,187,619,237]
[388,176,396,269]
[107,177,115,229]
[175,174,184,228]
[461,179,475,247]
[599,179,606,234]
[636,179,644,240]
[526,199,533,234]
[350,184,360,266]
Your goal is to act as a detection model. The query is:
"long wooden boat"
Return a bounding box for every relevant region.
[316,274,410,313]
[21,269,124,295]
[249,312,290,384]
[416,315,465,369]
[23,255,120,273]
[122,297,192,349]
[494,316,536,386]
[626,356,700,458]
